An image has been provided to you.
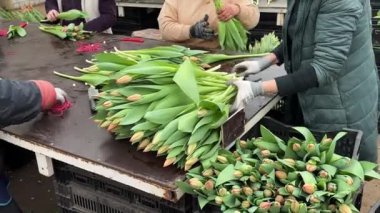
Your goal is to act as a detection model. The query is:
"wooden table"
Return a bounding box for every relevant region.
[0,21,285,201]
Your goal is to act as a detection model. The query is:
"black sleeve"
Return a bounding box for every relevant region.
[84,0,117,32]
[275,64,319,96]
[0,80,42,128]
[45,0,59,12]
[272,42,284,65]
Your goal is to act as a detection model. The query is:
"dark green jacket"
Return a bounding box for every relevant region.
[281,0,379,162]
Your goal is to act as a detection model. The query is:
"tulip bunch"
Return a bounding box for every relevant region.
[177,125,380,213]
[54,45,274,170]
[39,22,91,41]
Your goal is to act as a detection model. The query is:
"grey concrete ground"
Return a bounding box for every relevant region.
[8,159,57,213]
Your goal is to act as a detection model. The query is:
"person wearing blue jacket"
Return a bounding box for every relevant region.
[0,79,68,212]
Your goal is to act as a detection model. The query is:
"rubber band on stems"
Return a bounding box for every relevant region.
[49,99,73,117]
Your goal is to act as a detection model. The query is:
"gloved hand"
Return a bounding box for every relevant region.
[230,80,264,111]
[33,80,69,111]
[232,57,273,77]
[55,88,68,104]
[190,15,214,40]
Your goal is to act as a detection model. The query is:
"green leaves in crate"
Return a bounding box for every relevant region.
[216,164,236,186]
[361,161,380,179]
[340,159,365,180]
[177,121,380,213]
[326,132,347,163]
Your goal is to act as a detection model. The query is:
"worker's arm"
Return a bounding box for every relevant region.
[0,80,66,128]
[84,0,117,32]
[158,0,192,42]
[271,42,284,65]
[232,0,260,30]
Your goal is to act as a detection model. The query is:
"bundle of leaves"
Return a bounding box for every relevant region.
[249,32,281,54]
[39,23,91,41]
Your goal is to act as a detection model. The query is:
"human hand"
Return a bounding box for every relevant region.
[232,57,273,77]
[32,80,70,113]
[190,15,214,40]
[217,3,240,22]
[230,80,264,111]
[54,88,69,104]
[47,10,59,22]
[232,61,263,77]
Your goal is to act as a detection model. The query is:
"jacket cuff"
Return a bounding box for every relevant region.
[32,80,56,111]
[271,42,284,65]
[183,25,192,40]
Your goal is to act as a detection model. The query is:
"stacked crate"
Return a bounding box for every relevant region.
[53,161,193,213]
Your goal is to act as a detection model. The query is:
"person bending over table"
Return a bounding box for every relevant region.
[158,0,259,49]
[45,0,117,33]
[0,80,68,212]
[230,0,379,163]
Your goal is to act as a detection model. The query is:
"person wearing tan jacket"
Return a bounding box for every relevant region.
[158,0,260,49]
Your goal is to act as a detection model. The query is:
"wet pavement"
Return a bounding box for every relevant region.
[7,153,57,212]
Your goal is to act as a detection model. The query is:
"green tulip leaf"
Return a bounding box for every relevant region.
[340,159,364,180]
[326,132,347,163]
[360,161,379,173]
[321,164,337,177]
[175,181,196,195]
[198,196,210,209]
[293,126,316,143]
[216,164,237,186]
[300,171,317,184]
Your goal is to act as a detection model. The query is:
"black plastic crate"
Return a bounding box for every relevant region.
[55,181,163,213]
[53,161,192,213]
[250,117,362,159]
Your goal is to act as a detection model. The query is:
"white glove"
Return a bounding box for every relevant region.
[231,80,264,111]
[232,58,273,77]
[55,88,69,104]
[232,61,262,76]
